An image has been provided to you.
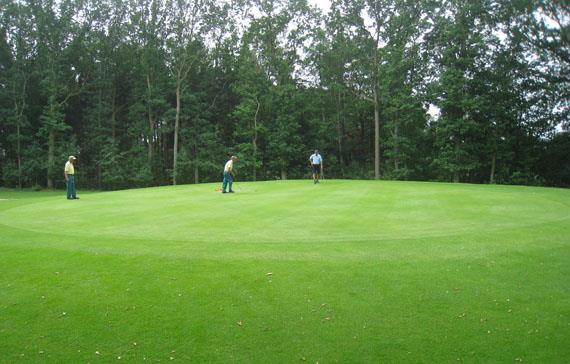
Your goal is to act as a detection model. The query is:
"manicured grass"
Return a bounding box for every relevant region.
[1,180,569,363]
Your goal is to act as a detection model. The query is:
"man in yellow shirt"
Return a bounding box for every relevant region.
[64,156,79,199]
[221,156,238,193]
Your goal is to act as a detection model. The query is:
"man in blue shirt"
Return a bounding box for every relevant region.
[309,149,323,184]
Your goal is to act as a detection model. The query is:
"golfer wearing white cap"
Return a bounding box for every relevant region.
[221,156,238,193]
[64,156,79,199]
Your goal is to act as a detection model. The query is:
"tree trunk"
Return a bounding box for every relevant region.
[47,129,55,189]
[490,128,497,184]
[360,119,365,151]
[373,20,381,180]
[253,138,257,182]
[193,137,199,184]
[336,90,344,176]
[373,86,380,180]
[253,97,260,182]
[13,77,27,189]
[16,123,22,189]
[97,164,101,189]
[173,79,181,185]
[111,97,117,143]
[453,171,460,183]
[453,139,460,183]
[146,73,154,163]
[490,150,496,184]
[394,123,400,171]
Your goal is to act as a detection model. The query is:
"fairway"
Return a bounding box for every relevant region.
[1,180,569,362]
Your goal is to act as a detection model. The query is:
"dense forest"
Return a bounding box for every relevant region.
[0,0,568,190]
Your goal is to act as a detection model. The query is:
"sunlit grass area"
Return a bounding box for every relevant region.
[1,180,569,362]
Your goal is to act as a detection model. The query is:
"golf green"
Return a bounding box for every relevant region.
[1,180,569,362]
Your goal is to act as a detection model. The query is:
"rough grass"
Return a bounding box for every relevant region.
[0,180,569,363]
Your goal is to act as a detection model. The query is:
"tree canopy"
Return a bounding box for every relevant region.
[0,0,568,189]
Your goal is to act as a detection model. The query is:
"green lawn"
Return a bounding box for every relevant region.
[1,180,569,363]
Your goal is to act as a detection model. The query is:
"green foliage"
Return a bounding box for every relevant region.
[96,142,129,190]
[539,132,570,187]
[1,160,19,186]
[0,0,567,188]
[265,84,305,179]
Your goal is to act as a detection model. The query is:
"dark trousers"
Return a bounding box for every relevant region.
[222,171,233,192]
[66,175,77,199]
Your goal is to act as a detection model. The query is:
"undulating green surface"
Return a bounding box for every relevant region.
[1,180,569,363]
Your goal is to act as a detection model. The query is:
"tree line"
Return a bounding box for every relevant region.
[0,0,568,190]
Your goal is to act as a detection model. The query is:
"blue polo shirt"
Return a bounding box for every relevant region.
[309,153,323,165]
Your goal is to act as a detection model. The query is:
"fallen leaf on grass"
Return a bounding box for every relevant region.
[237,321,243,326]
